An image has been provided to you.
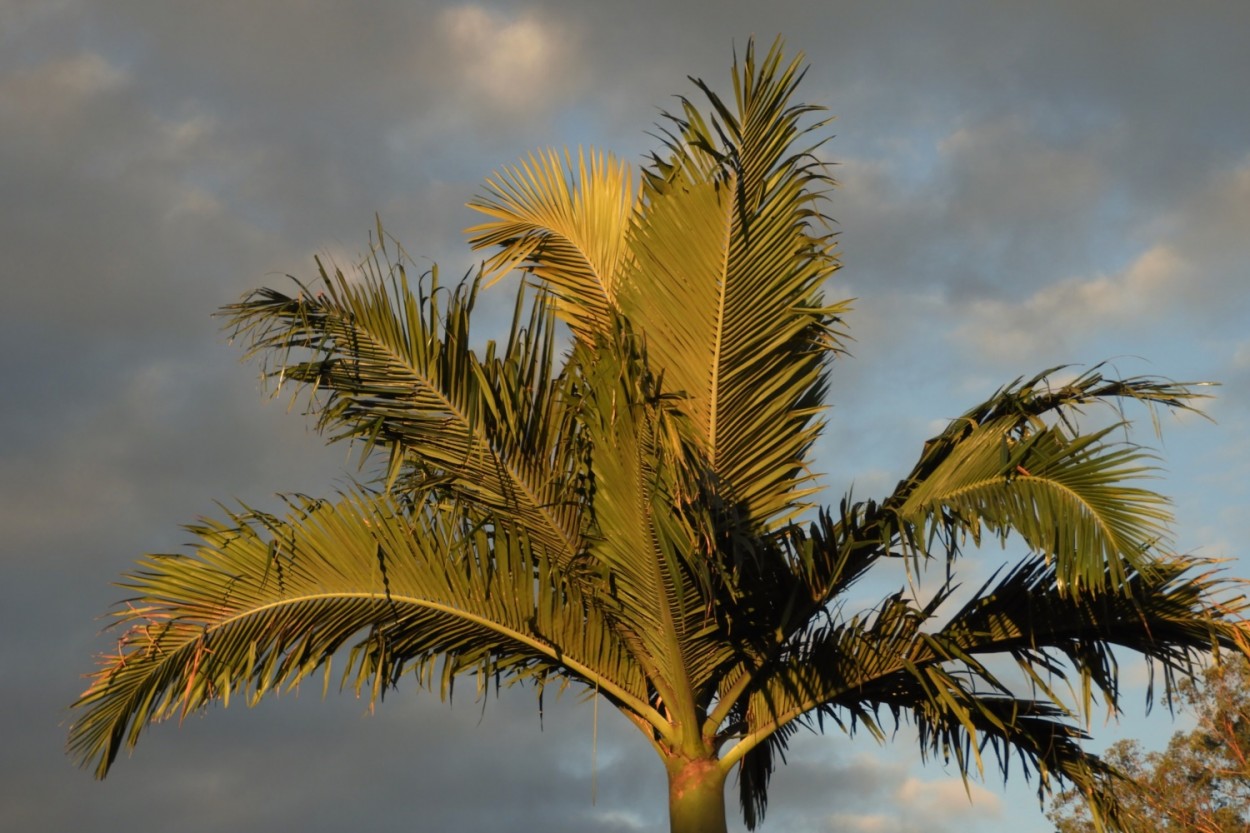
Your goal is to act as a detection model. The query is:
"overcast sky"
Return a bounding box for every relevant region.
[4,2,1250,831]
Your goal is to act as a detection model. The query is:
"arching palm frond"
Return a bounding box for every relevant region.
[933,556,1250,717]
[905,689,1132,832]
[897,417,1170,593]
[881,367,1211,594]
[68,489,654,780]
[466,148,636,343]
[714,553,1247,831]
[222,251,586,567]
[715,588,937,824]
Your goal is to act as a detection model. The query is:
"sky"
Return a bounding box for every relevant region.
[3,1,1249,831]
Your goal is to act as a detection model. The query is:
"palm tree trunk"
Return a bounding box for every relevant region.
[666,756,728,833]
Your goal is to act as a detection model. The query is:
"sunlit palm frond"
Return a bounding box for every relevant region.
[883,368,1211,594]
[221,251,585,566]
[68,490,652,780]
[618,168,728,442]
[897,417,1170,593]
[466,148,636,343]
[573,328,733,724]
[619,38,848,531]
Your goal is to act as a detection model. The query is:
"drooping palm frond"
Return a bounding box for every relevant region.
[933,555,1250,717]
[733,715,799,829]
[466,148,636,343]
[872,367,1211,594]
[713,552,1248,830]
[221,249,587,567]
[896,417,1170,593]
[68,489,656,780]
[905,689,1132,832]
[714,587,940,826]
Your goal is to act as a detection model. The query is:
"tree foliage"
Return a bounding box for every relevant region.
[69,38,1248,833]
[1049,658,1250,833]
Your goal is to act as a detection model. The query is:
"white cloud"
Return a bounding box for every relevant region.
[382,4,590,162]
[896,775,1003,819]
[827,812,892,833]
[952,244,1190,363]
[436,4,583,114]
[803,772,1004,833]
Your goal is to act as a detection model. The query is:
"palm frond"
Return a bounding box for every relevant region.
[573,326,732,725]
[68,490,653,779]
[717,588,937,770]
[898,418,1170,593]
[903,688,1133,832]
[466,148,636,343]
[220,249,586,567]
[622,38,848,531]
[933,555,1250,718]
[716,553,1247,831]
[881,367,1211,594]
[734,718,798,829]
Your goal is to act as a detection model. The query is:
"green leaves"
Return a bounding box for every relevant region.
[467,148,635,344]
[888,367,1205,595]
[70,37,1244,833]
[69,490,652,779]
[624,38,848,530]
[222,248,586,567]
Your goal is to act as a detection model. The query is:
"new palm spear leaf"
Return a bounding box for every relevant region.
[71,40,1248,833]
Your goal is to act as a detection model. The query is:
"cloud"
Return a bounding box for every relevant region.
[951,243,1189,364]
[897,775,1003,820]
[946,147,1250,371]
[437,4,582,113]
[379,4,593,170]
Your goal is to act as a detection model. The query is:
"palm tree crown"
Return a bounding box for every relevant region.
[70,39,1247,833]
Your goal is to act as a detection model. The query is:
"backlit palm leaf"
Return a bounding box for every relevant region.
[897,418,1170,593]
[573,328,735,727]
[620,39,848,529]
[883,367,1206,594]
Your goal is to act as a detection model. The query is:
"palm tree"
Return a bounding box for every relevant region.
[70,39,1247,833]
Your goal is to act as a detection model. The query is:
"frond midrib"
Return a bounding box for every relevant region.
[120,588,663,732]
[926,470,1162,553]
[705,170,736,467]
